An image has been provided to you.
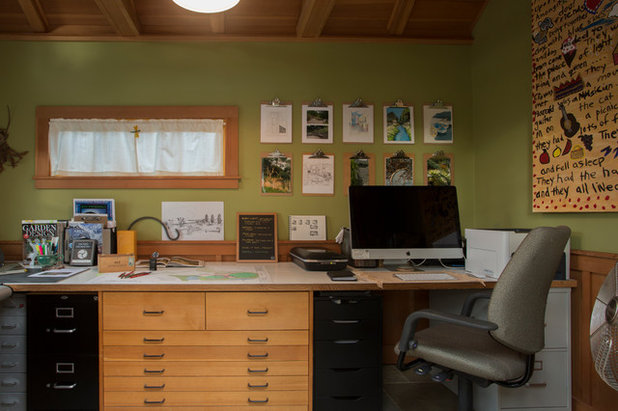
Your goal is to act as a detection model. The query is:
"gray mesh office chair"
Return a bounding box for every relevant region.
[396,226,571,411]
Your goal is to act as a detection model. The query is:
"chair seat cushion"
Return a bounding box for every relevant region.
[411,323,528,382]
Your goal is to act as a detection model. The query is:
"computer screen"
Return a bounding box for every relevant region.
[348,185,464,262]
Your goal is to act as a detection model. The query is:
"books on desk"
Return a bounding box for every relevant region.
[136,256,205,268]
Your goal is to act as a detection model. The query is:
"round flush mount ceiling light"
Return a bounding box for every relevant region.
[172,0,240,13]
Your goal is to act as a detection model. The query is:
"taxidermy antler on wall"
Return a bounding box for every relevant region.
[0,106,28,172]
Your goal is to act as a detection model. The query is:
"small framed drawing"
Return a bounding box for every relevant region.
[343,151,375,195]
[73,198,115,221]
[423,103,453,144]
[260,151,292,195]
[162,201,224,241]
[302,151,335,195]
[289,215,326,241]
[260,102,292,143]
[302,104,333,144]
[384,152,414,186]
[423,151,454,185]
[342,103,374,143]
[384,104,414,144]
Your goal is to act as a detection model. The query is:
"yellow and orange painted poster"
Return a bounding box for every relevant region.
[532,0,618,212]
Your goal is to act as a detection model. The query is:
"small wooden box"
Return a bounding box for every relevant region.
[98,254,135,273]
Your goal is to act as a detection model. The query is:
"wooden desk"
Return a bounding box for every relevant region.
[1,263,576,410]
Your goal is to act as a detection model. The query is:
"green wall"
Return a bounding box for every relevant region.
[1,0,615,253]
[0,40,476,242]
[471,0,618,253]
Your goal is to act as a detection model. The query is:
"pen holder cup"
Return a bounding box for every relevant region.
[36,254,58,267]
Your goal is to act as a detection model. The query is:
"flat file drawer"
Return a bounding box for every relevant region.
[0,374,25,393]
[314,294,381,320]
[314,367,381,397]
[103,292,205,331]
[206,292,309,330]
[314,339,381,368]
[104,375,308,391]
[0,392,26,410]
[105,390,308,407]
[498,350,569,408]
[104,361,309,377]
[0,296,26,316]
[0,355,26,374]
[314,318,380,340]
[0,317,26,335]
[103,330,308,346]
[0,337,25,355]
[104,345,308,362]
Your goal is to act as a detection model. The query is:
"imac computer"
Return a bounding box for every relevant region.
[348,185,464,267]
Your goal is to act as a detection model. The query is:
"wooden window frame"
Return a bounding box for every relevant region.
[34,106,239,189]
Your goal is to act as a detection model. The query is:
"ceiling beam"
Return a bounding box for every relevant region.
[17,0,48,33]
[296,0,335,38]
[210,14,225,34]
[94,0,141,36]
[387,0,416,35]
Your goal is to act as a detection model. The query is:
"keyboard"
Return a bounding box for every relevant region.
[394,273,455,281]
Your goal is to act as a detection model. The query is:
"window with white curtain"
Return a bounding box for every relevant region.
[48,118,224,176]
[34,106,240,189]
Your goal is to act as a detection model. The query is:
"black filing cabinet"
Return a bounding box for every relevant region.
[26,294,98,411]
[313,291,382,411]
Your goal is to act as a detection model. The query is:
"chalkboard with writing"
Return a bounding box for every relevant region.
[236,213,278,262]
[532,0,618,212]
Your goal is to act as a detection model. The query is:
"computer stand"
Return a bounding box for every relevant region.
[382,259,425,272]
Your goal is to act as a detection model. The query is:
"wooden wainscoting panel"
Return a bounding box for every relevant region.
[570,250,618,411]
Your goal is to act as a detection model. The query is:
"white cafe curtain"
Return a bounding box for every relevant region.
[48,118,224,176]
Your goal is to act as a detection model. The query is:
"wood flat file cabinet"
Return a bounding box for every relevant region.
[102,291,311,409]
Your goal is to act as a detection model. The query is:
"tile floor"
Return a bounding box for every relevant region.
[382,365,458,411]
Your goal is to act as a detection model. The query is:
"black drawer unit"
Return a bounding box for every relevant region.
[26,294,98,411]
[313,291,382,411]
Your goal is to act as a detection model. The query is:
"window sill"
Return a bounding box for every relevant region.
[34,176,240,189]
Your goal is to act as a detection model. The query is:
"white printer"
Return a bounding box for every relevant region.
[464,228,570,279]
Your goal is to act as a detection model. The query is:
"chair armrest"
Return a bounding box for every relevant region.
[460,291,492,316]
[397,309,498,353]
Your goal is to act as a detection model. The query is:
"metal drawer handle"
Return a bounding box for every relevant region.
[144,368,165,374]
[144,399,166,404]
[0,343,16,349]
[0,324,17,329]
[1,362,17,368]
[0,400,17,406]
[248,367,268,373]
[53,328,77,334]
[143,310,165,315]
[1,380,17,386]
[333,339,360,344]
[143,353,165,358]
[247,352,269,358]
[247,337,269,343]
[526,382,548,388]
[248,382,269,388]
[247,309,268,315]
[53,382,77,390]
[143,337,165,343]
[332,320,360,324]
[330,298,359,305]
[144,383,166,389]
[248,397,269,404]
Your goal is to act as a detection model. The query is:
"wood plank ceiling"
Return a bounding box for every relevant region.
[0,0,488,43]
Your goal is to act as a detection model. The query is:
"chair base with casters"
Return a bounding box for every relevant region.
[395,226,571,411]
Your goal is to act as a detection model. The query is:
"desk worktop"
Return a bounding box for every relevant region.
[2,262,577,292]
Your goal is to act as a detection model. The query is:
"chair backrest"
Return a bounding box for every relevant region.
[487,226,571,354]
